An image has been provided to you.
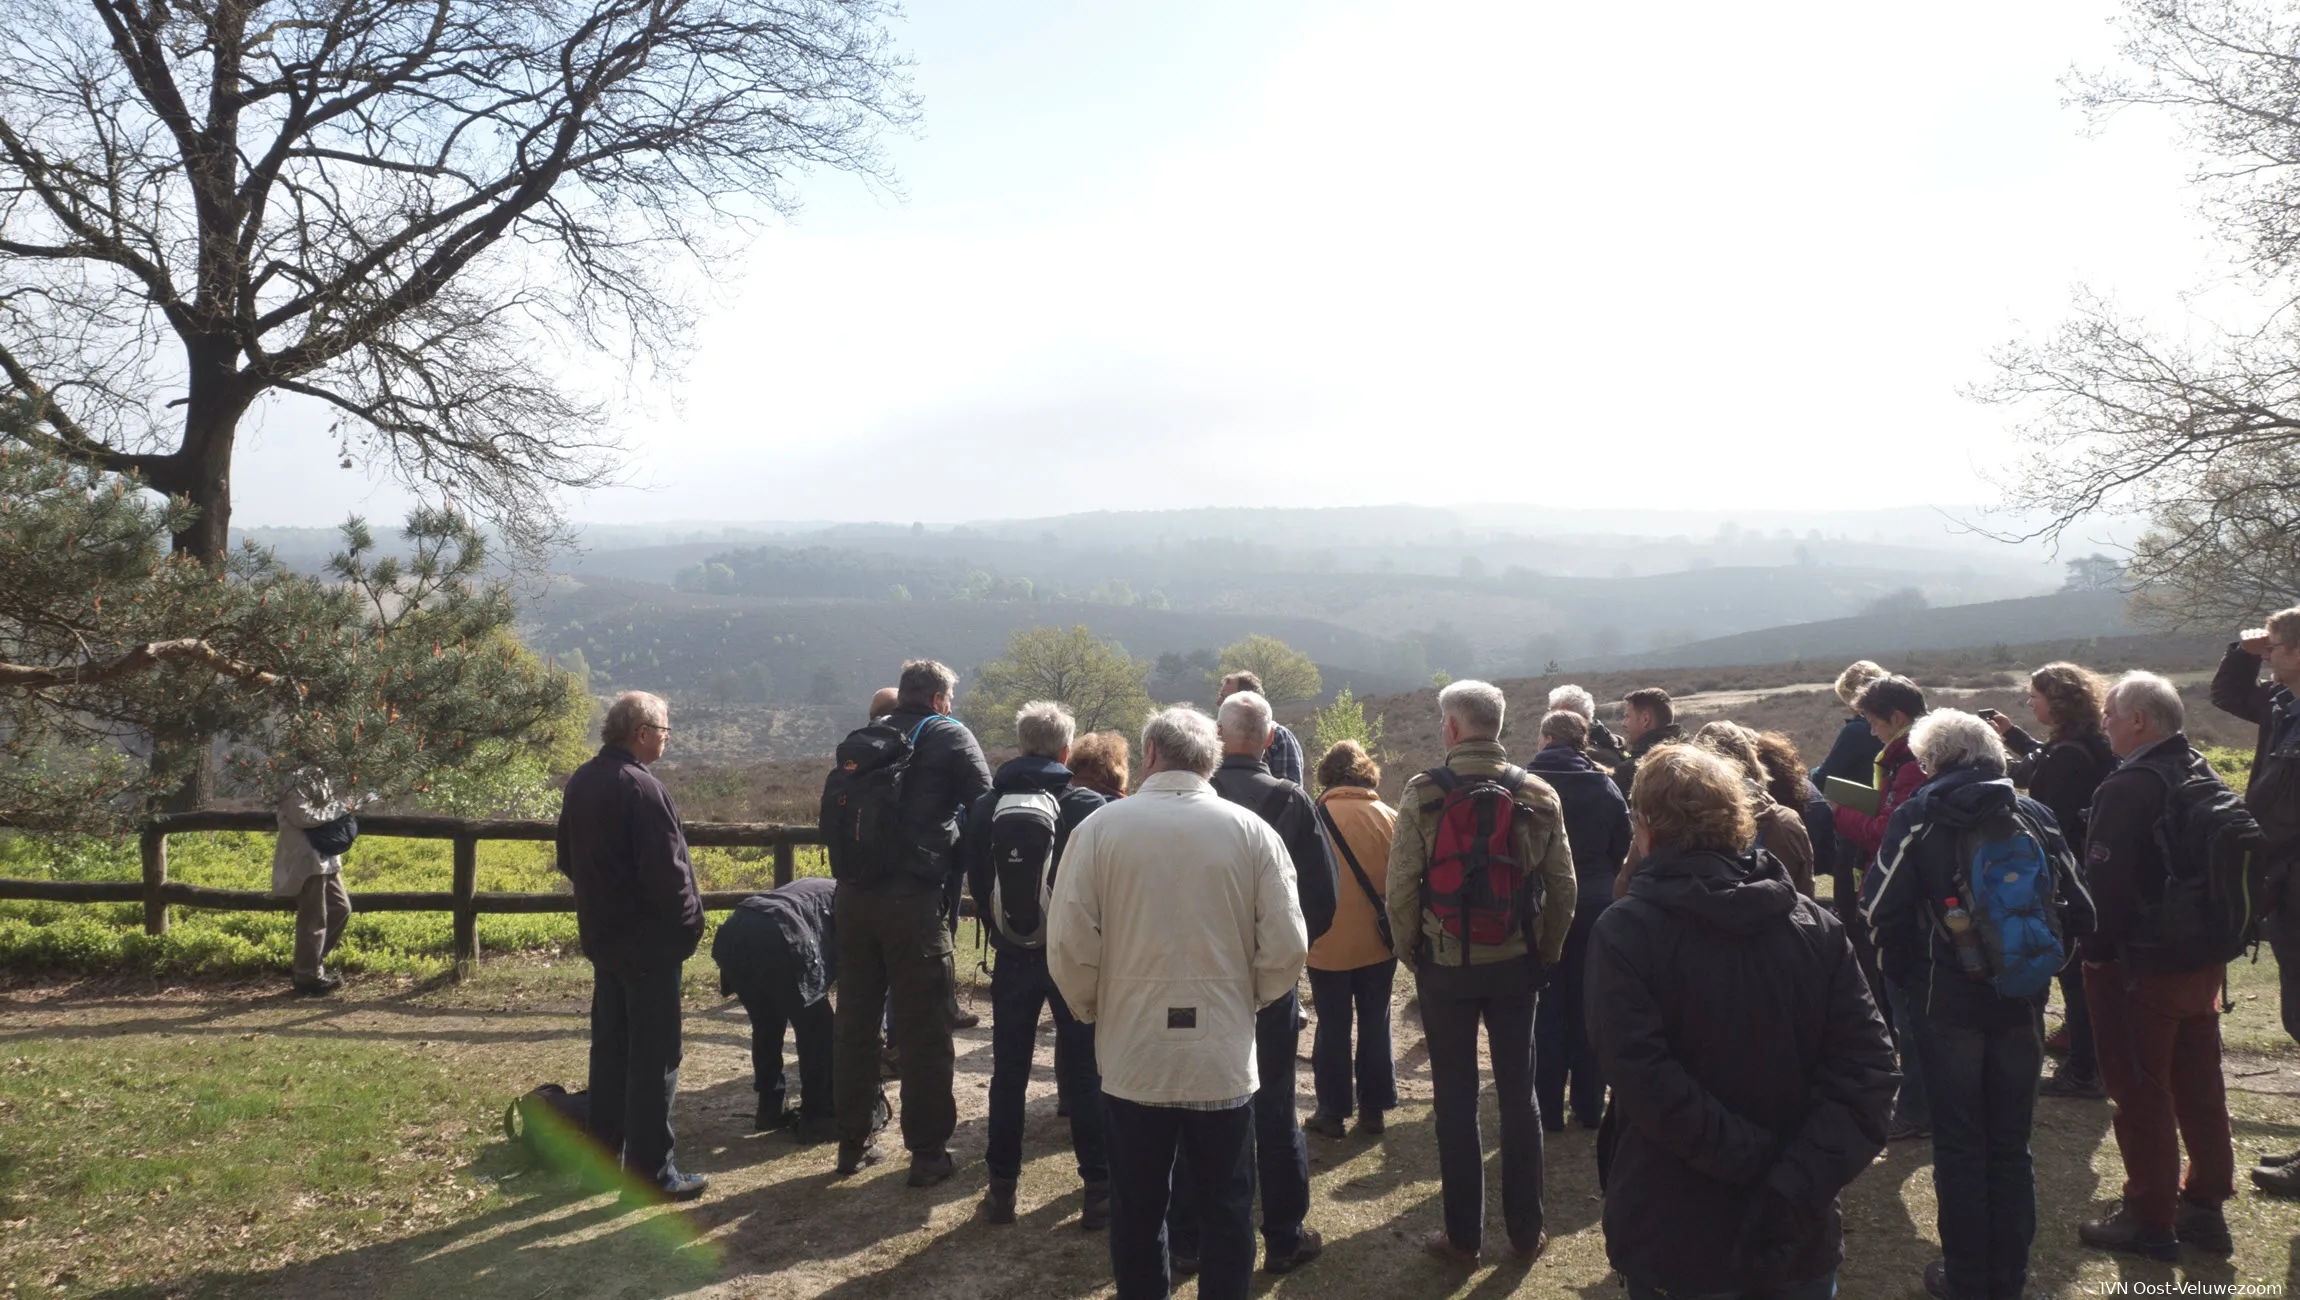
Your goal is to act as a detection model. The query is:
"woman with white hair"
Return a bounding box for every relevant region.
[1859,709,2093,1300]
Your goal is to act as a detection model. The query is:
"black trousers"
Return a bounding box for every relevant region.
[1169,991,1311,1257]
[833,880,956,1152]
[716,907,835,1121]
[1535,898,1607,1129]
[1419,954,1544,1254]
[587,962,684,1184]
[1922,1005,2043,1300]
[1105,1094,1256,1300]
[1308,961,1398,1120]
[2271,918,2300,1046]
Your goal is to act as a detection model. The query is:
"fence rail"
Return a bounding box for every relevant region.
[0,810,824,977]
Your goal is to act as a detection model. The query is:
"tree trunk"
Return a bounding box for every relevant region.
[151,359,248,811]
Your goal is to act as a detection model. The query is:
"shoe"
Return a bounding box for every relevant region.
[622,1168,709,1204]
[789,1115,839,1145]
[2175,1198,2234,1256]
[2045,1026,2071,1055]
[1263,1227,1323,1275]
[1886,1116,1932,1142]
[1081,1180,1111,1231]
[906,1148,956,1188]
[291,970,343,995]
[2254,1159,2300,1197]
[1421,1229,1480,1267]
[879,1046,902,1080]
[983,1177,1017,1225]
[836,1139,883,1176]
[754,1103,798,1132]
[2077,1204,2178,1261]
[951,1010,982,1030]
[2256,1147,2300,1170]
[1303,1111,1348,1139]
[2039,1067,2107,1100]
[1922,1259,1950,1299]
[1505,1230,1547,1263]
[1353,1109,1386,1138]
[1170,1249,1200,1277]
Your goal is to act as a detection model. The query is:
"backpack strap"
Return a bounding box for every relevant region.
[1256,781,1297,827]
[906,713,947,747]
[1319,803,1393,947]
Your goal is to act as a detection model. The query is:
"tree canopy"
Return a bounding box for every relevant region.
[963,625,1152,751]
[1218,634,1321,707]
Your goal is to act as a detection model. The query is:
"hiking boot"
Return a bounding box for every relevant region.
[2257,1147,2300,1170]
[623,1168,709,1205]
[754,1102,798,1132]
[2078,1204,2178,1261]
[906,1148,956,1188]
[1886,1116,1932,1142]
[950,1010,982,1030]
[1263,1227,1323,1275]
[1922,1259,1951,1299]
[1504,1230,1547,1264]
[1353,1109,1386,1138]
[2256,1160,2300,1197]
[2039,1067,2107,1100]
[789,1115,840,1145]
[1080,1180,1112,1231]
[2175,1198,2234,1256]
[835,1140,883,1176]
[1421,1229,1479,1267]
[982,1177,1017,1225]
[1303,1111,1348,1140]
[291,970,343,996]
[1170,1249,1200,1277]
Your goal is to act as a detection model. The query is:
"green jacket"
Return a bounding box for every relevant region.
[1386,740,1578,971]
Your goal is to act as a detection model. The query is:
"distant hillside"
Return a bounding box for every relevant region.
[1600,590,2141,671]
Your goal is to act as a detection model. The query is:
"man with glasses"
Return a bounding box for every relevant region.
[557,691,708,1202]
[2213,609,2300,1194]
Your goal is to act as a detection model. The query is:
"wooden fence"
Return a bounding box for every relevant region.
[0,811,823,977]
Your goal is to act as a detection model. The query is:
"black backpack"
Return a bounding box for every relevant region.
[302,813,359,858]
[503,1083,591,1163]
[987,789,1062,947]
[2127,746,2267,971]
[820,715,941,886]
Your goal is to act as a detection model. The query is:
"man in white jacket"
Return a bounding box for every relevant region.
[271,770,364,995]
[1049,706,1308,1300]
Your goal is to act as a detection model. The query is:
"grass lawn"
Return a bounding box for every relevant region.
[0,956,2296,1299]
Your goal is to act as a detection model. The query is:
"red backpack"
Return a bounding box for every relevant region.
[1418,766,1543,964]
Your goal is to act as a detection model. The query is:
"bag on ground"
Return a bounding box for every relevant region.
[504,1083,592,1163]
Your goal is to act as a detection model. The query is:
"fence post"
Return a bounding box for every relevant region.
[773,838,796,889]
[139,828,168,936]
[452,834,478,979]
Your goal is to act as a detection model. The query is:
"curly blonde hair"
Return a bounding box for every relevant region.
[1631,744,1756,855]
[2028,661,2106,740]
[1834,660,1887,709]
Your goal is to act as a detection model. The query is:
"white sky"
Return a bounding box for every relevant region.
[233,0,2229,530]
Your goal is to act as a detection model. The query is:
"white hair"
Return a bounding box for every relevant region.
[2107,670,2185,736]
[1908,709,2007,777]
[602,691,668,747]
[1015,699,1076,759]
[1439,679,1506,741]
[1217,690,1274,746]
[1141,706,1220,778]
[1546,684,1597,720]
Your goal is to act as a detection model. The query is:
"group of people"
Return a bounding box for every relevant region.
[535,609,2300,1300]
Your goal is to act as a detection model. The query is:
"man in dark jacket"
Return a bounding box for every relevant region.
[1167,688,1337,1276]
[1589,743,1897,1300]
[832,659,993,1185]
[2212,611,2300,1191]
[712,877,868,1144]
[2076,672,2238,1260]
[1529,710,1631,1132]
[1611,687,1684,798]
[961,701,1110,1229]
[1863,711,2094,1300]
[556,691,708,1202]
[1218,671,1305,784]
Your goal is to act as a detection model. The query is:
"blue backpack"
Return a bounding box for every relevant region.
[1941,804,2066,999]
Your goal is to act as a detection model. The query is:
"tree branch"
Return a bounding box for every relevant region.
[0,637,281,690]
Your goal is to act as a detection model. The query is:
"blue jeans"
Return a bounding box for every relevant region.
[1625,1275,1836,1300]
[1885,978,1931,1127]
[986,947,1107,1184]
[1170,991,1311,1257]
[1307,960,1397,1119]
[1922,1009,2042,1300]
[1104,1095,1255,1300]
[1536,899,1608,1128]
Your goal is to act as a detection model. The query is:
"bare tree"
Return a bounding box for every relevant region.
[1979,1,2300,626]
[0,0,915,564]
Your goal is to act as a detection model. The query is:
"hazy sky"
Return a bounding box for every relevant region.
[234,0,2226,530]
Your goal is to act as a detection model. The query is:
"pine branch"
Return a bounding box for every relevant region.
[0,638,281,690]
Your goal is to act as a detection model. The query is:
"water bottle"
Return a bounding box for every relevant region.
[1943,896,1985,976]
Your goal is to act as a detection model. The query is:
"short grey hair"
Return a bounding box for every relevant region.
[1908,709,2007,777]
[1439,679,1506,741]
[2107,670,2185,736]
[602,691,668,747]
[1546,684,1597,720]
[1217,690,1274,746]
[1141,705,1220,778]
[1015,699,1076,759]
[898,658,959,710]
